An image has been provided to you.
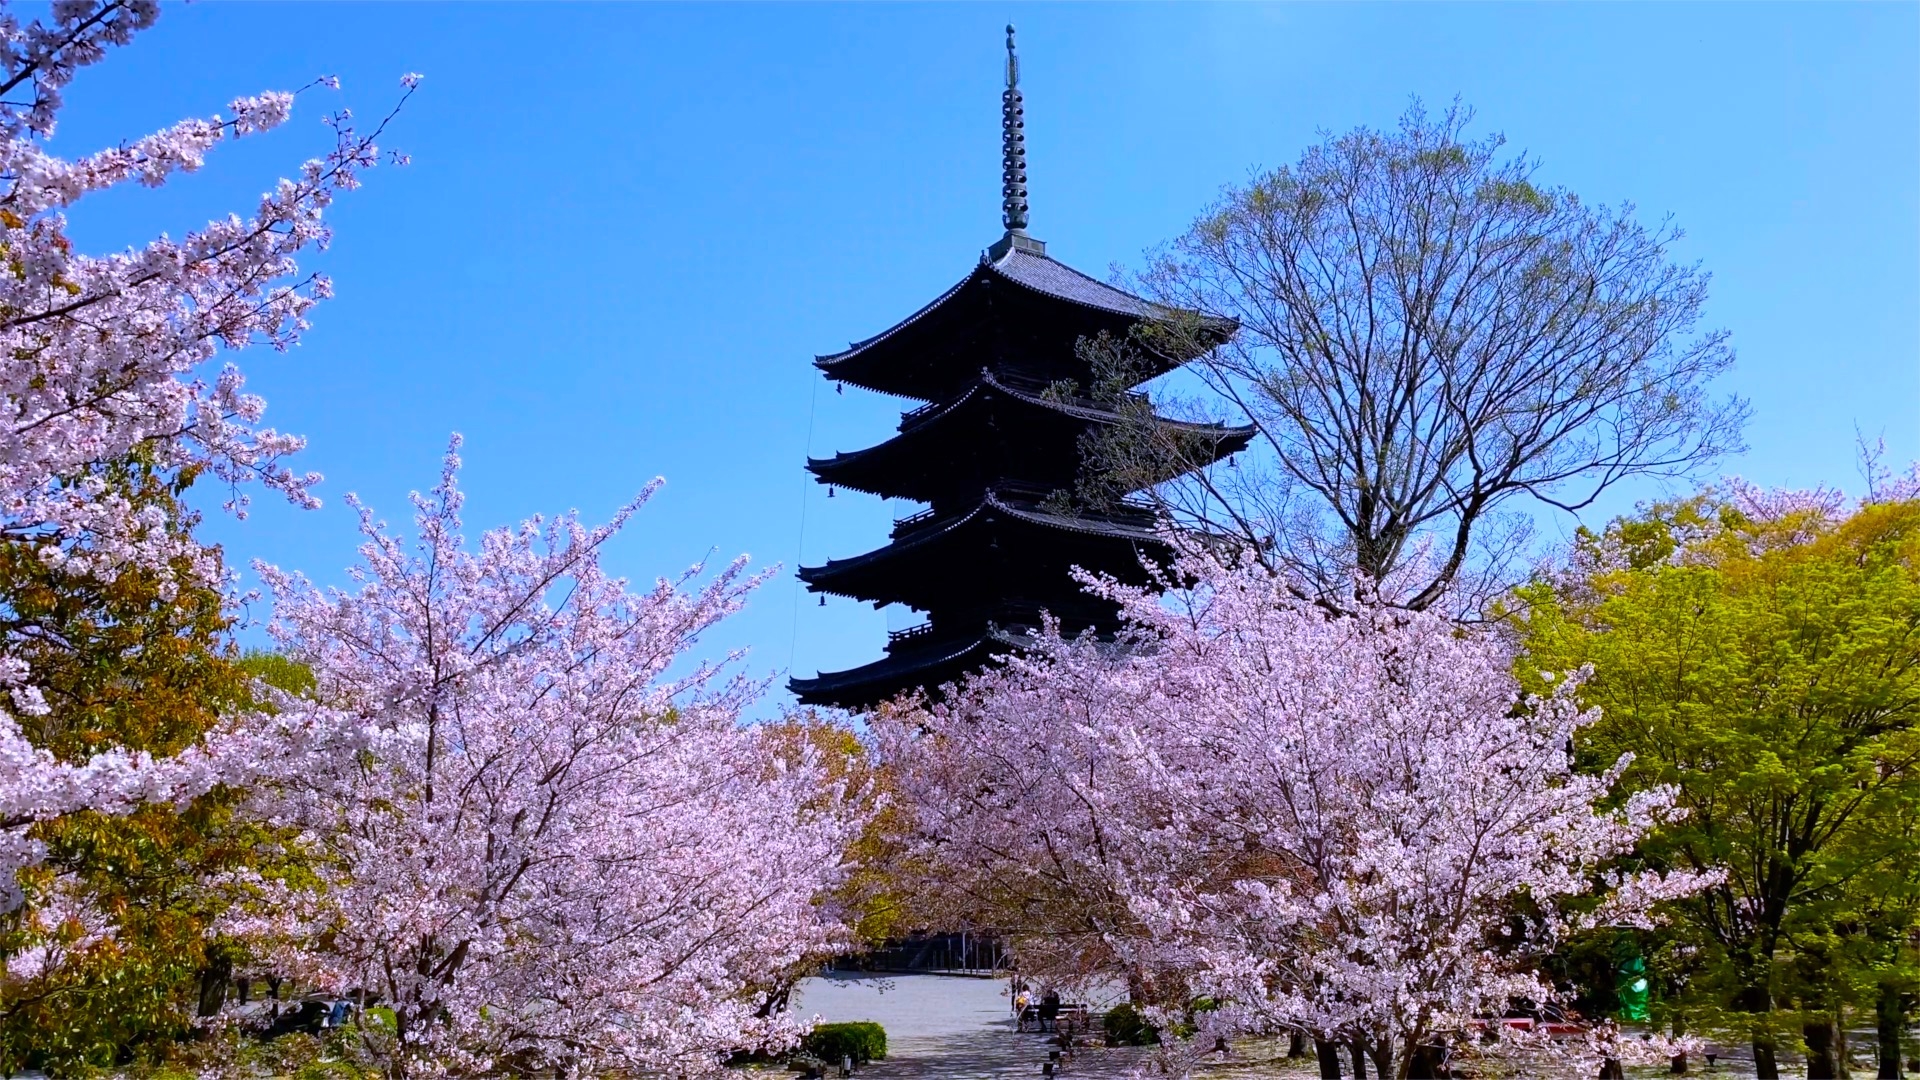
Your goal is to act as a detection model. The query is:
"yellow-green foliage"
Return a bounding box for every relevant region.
[1509,490,1920,1031]
[760,712,911,947]
[0,460,317,1072]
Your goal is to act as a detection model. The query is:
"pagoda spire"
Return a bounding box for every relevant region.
[1000,24,1029,233]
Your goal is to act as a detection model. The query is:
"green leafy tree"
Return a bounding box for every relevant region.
[752,711,910,1018]
[0,461,303,1072]
[1510,487,1920,1078]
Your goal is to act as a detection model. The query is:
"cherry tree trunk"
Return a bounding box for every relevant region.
[1315,1038,1344,1079]
[1405,1042,1449,1079]
[1369,1038,1393,1079]
[195,955,231,1018]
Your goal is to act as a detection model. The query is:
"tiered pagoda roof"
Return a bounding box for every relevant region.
[806,368,1244,502]
[790,27,1250,710]
[813,242,1234,402]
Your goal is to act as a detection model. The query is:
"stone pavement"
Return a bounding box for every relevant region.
[786,974,1791,1080]
[790,973,1144,1080]
[790,974,1285,1080]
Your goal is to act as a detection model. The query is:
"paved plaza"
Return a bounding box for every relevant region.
[790,974,1149,1080]
[787,975,1795,1080]
[789,974,1326,1080]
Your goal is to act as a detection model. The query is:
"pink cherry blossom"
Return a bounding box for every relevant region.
[876,548,1710,1073]
[236,441,868,1076]
[0,0,413,909]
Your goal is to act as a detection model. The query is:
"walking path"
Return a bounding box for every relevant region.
[791,973,1146,1080]
[787,974,1796,1080]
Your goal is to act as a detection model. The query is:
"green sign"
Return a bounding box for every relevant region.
[1615,955,1650,1022]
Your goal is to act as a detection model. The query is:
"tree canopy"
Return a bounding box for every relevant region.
[1107,100,1746,615]
[1510,484,1920,1078]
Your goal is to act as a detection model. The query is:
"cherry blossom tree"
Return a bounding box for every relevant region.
[875,552,1708,1078]
[238,442,868,1078]
[0,1,411,909]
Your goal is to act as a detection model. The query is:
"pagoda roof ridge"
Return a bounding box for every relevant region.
[983,490,1167,539]
[804,372,1253,481]
[814,245,1234,375]
[963,368,1254,434]
[799,491,1164,595]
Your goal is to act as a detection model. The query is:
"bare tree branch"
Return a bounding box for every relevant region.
[1101,100,1747,617]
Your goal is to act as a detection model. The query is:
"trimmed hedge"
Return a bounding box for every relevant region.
[803,1021,887,1065]
[1102,1003,1160,1046]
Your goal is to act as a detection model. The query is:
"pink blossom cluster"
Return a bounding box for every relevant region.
[1548,463,1920,593]
[0,1,411,908]
[877,550,1709,1068]
[235,444,867,1075]
[0,686,327,911]
[0,874,114,983]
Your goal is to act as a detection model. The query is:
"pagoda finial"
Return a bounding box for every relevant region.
[1000,24,1029,233]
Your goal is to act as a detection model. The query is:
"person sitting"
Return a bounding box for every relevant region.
[1038,990,1061,1033]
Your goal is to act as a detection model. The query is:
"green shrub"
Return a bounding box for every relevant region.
[1102,1003,1160,1046]
[294,1061,370,1080]
[802,1021,887,1065]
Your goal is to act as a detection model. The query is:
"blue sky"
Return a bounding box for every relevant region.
[54,3,1918,712]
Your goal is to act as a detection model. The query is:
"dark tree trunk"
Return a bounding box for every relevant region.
[1739,976,1780,1080]
[1370,1038,1393,1080]
[195,954,232,1018]
[1806,1016,1840,1080]
[1876,982,1904,1080]
[1315,1038,1344,1079]
[1752,1032,1780,1080]
[1351,1039,1368,1079]
[1597,1058,1626,1080]
[1670,1050,1688,1073]
[268,975,282,1000]
[1405,1042,1448,1080]
[1288,1030,1307,1058]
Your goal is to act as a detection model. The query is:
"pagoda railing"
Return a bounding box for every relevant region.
[885,599,1116,652]
[892,506,941,533]
[898,397,947,429]
[992,369,1150,413]
[890,488,1160,540]
[888,622,939,647]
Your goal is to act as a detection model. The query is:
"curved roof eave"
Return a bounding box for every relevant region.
[789,632,1001,696]
[806,375,1258,482]
[812,247,1237,379]
[814,263,983,370]
[798,495,1167,598]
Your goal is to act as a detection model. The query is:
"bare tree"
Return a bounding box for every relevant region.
[1101,101,1748,615]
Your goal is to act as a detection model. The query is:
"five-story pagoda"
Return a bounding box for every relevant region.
[790,27,1251,710]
